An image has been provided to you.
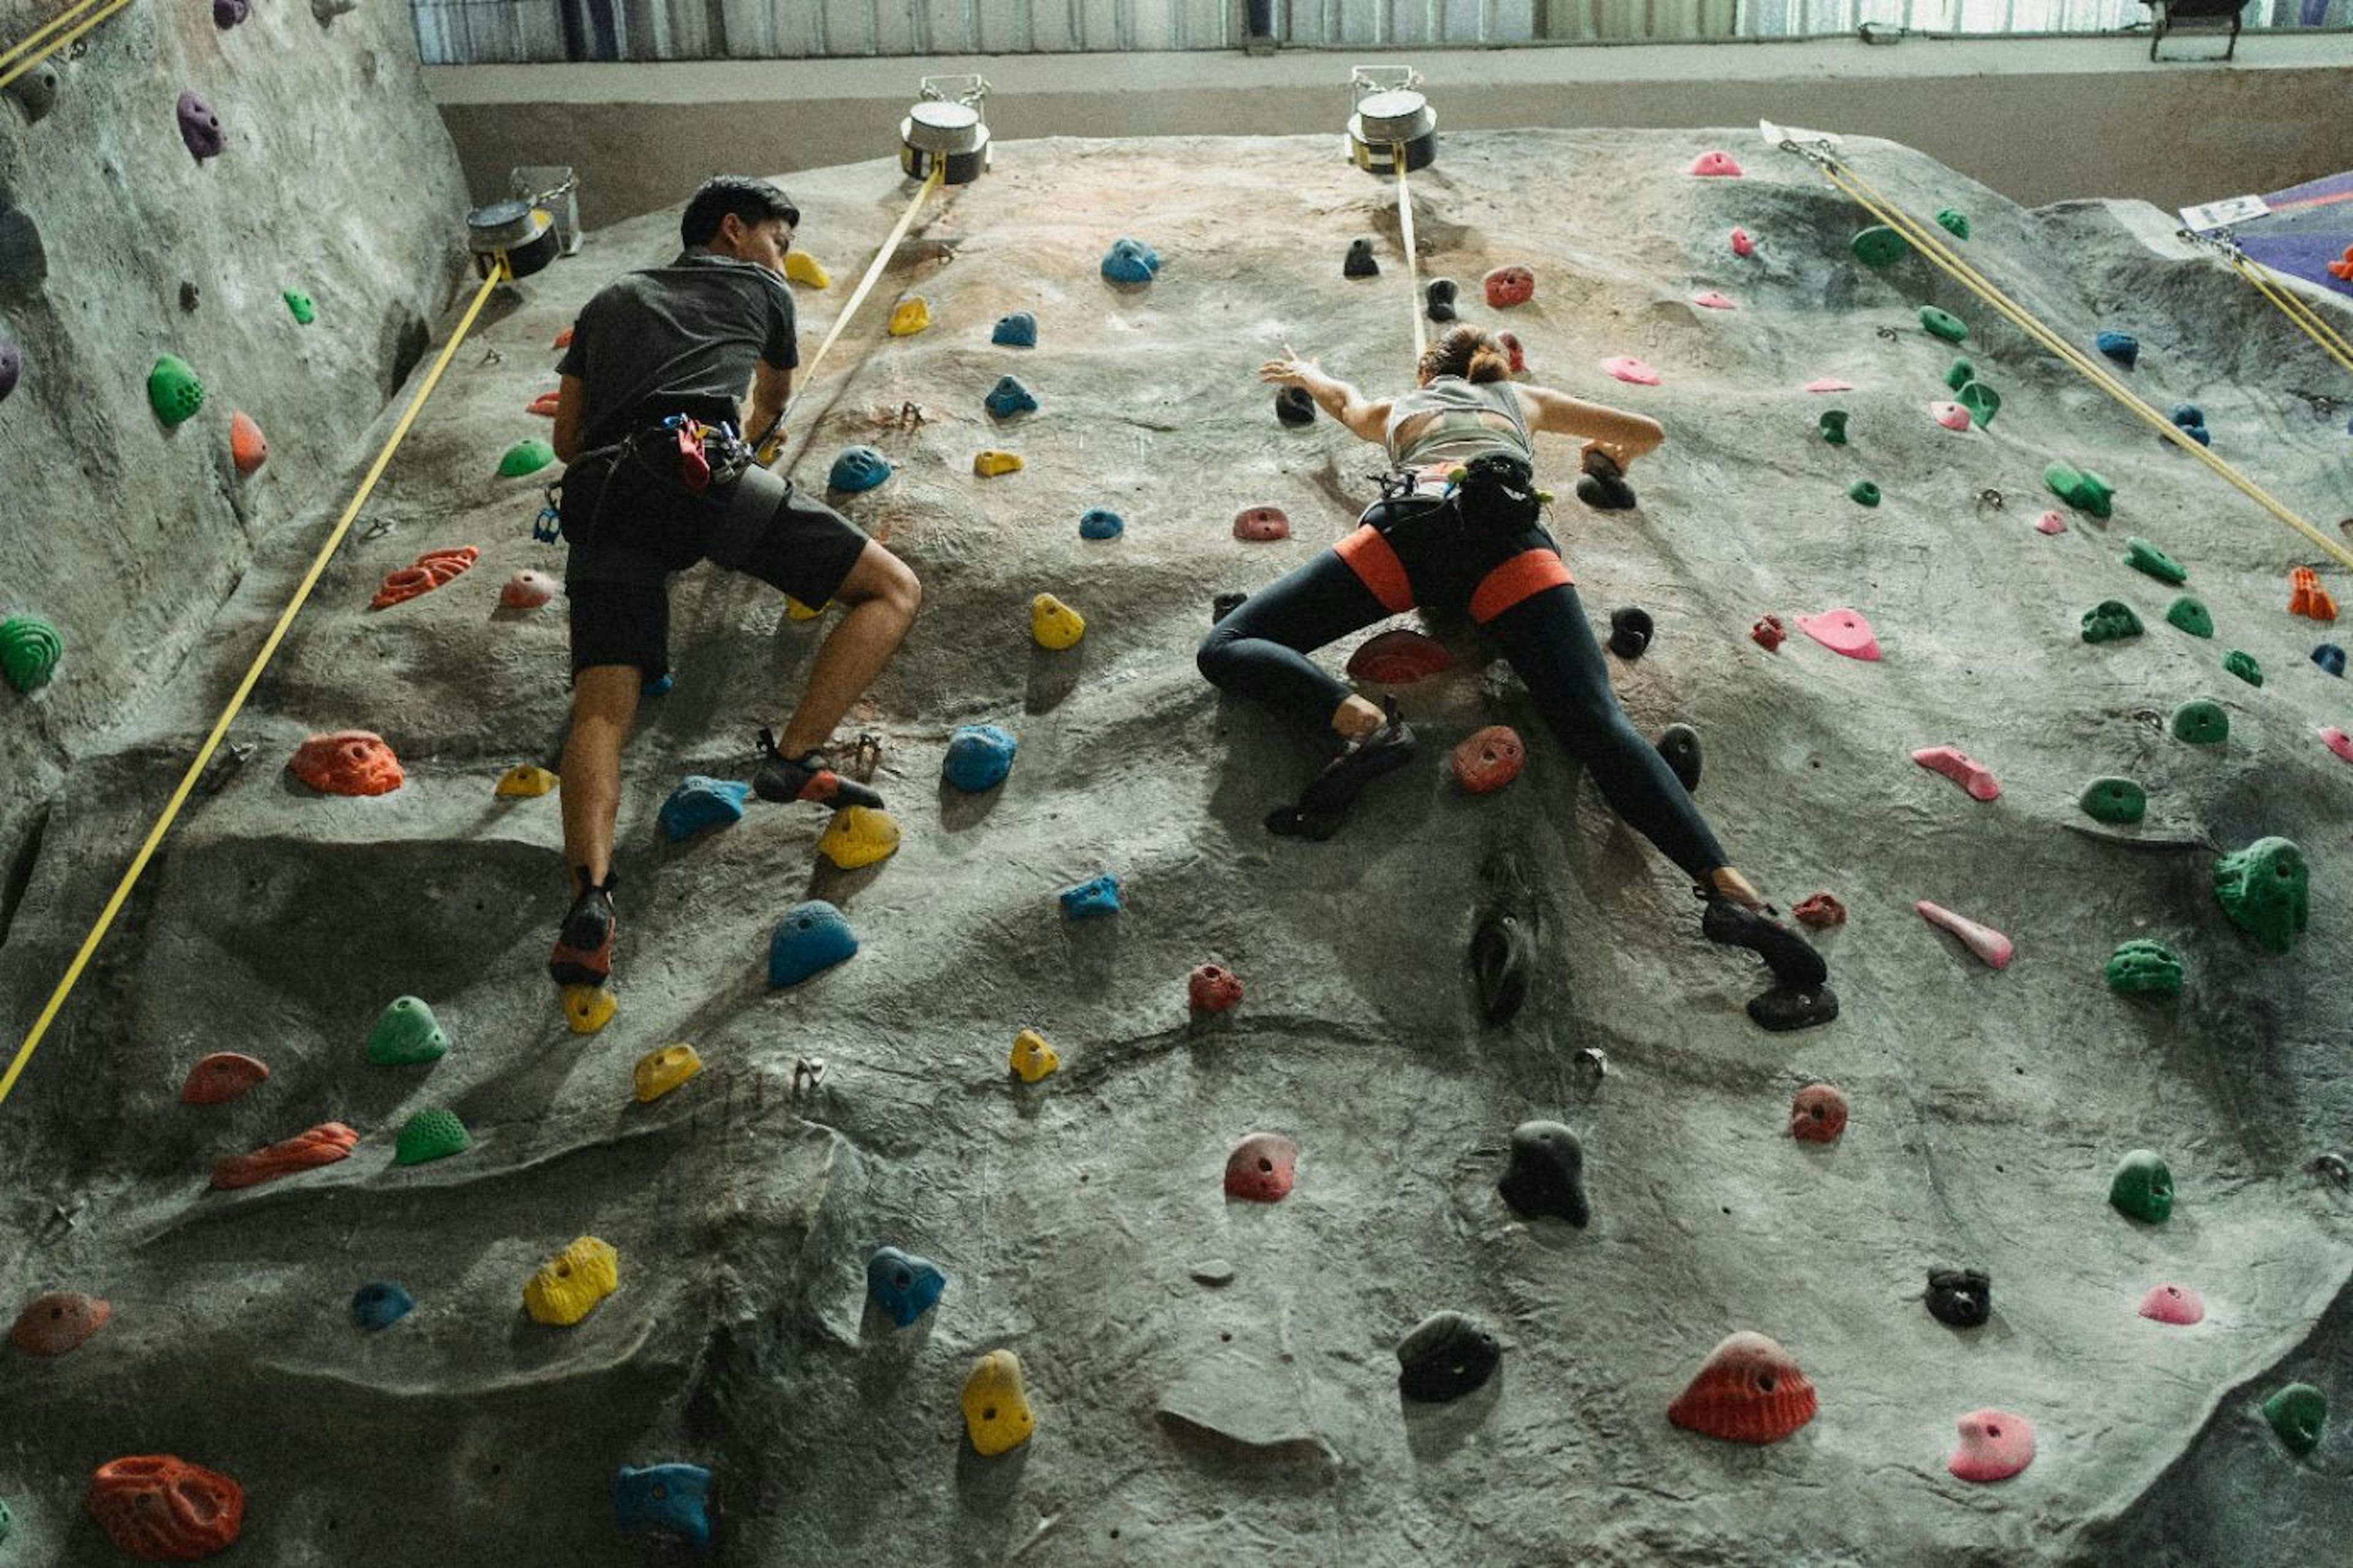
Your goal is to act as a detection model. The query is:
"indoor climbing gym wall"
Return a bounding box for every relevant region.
[1,14,2351,1566]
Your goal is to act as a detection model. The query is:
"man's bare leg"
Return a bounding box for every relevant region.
[773,541,922,759]
[558,664,642,896]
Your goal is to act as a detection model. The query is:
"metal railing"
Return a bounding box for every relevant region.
[410,0,2347,65]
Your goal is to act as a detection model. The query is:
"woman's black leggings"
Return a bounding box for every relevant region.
[1197,496,1729,881]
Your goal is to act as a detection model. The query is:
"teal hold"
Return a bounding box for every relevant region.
[0,614,62,692]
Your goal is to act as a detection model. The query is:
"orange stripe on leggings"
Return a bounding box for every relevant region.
[1469,549,1575,623]
[1333,526,1414,614]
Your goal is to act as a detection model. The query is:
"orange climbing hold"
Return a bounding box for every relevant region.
[1669,1331,1818,1444]
[1346,628,1455,684]
[2289,566,2337,623]
[88,1456,246,1560]
[180,1051,270,1105]
[2328,245,2353,282]
[229,411,267,475]
[289,731,404,796]
[210,1120,358,1189]
[371,545,479,609]
[553,325,574,348]
[11,1290,112,1355]
[528,390,561,417]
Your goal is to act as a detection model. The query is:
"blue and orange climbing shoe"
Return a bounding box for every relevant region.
[751,729,885,811]
[548,869,617,988]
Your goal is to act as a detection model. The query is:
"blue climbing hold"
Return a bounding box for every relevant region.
[642,673,674,697]
[2175,423,2211,449]
[1078,507,1124,540]
[1101,237,1160,286]
[828,444,892,493]
[2095,331,2140,369]
[769,900,858,988]
[866,1246,948,1328]
[2170,404,2204,429]
[985,375,1038,419]
[1059,873,1122,920]
[658,776,750,842]
[992,311,1037,347]
[612,1463,713,1548]
[942,724,1017,792]
[2315,643,2347,678]
[350,1281,413,1331]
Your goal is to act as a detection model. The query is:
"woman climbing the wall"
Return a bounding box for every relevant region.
[1198,325,1835,1031]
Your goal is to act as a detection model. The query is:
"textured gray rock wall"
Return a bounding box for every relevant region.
[0,0,468,874]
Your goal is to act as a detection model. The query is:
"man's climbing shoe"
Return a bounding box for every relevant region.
[1700,894,1828,989]
[549,871,617,988]
[1748,983,1840,1031]
[1470,851,1539,1025]
[1266,695,1417,839]
[752,728,885,811]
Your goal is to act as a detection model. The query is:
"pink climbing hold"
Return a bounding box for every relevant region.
[2034,510,2069,536]
[527,390,561,418]
[501,569,557,610]
[2138,1282,2205,1325]
[1690,290,1737,311]
[1796,608,1881,662]
[1346,628,1455,684]
[1750,614,1786,652]
[1232,506,1290,542]
[1947,1409,2036,1483]
[1912,744,2001,801]
[1916,900,2013,969]
[1689,150,1742,178]
[1483,266,1534,309]
[1601,357,1661,387]
[2321,726,2353,765]
[1730,227,1756,259]
[1931,401,1972,432]
[1804,377,1855,394]
[1496,331,1526,373]
[1224,1132,1298,1203]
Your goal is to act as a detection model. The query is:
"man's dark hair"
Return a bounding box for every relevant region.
[681,176,801,249]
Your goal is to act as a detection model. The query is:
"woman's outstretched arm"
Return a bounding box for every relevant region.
[1514,385,1665,468]
[1260,347,1392,444]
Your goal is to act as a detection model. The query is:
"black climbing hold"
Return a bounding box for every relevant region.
[1425,279,1458,322]
[1343,238,1379,278]
[1607,606,1652,659]
[1701,898,1827,988]
[1498,1121,1588,1227]
[1656,723,1702,794]
[179,281,200,312]
[1747,982,1840,1031]
[1396,1310,1502,1403]
[1927,1267,1991,1328]
[1211,591,1248,626]
[1275,385,1316,426]
[1469,853,1538,1025]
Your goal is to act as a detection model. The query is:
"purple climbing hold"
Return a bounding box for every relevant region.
[0,339,18,405]
[213,0,249,25]
[178,91,225,161]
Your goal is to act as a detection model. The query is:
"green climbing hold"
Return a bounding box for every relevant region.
[1944,358,1976,393]
[2079,776,2147,825]
[147,354,205,426]
[1955,380,1999,427]
[2105,939,2183,997]
[1851,226,1908,267]
[2124,537,2188,585]
[394,1106,472,1165]
[498,439,556,479]
[2171,700,2228,744]
[2223,649,2263,687]
[1817,409,1849,445]
[365,995,449,1066]
[0,614,63,693]
[284,289,316,325]
[2109,1148,2174,1223]
[2165,596,2213,638]
[1847,480,1882,507]
[2045,461,2116,518]
[2213,836,2307,954]
[2080,599,2143,644]
[1920,306,1968,344]
[1935,208,1971,240]
[2262,1383,2327,1456]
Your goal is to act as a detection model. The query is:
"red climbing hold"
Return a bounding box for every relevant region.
[1188,963,1243,1014]
[1916,900,2012,969]
[1451,725,1526,794]
[527,390,561,417]
[1792,892,1846,929]
[1947,1409,2035,1482]
[501,569,557,609]
[371,545,479,609]
[1224,1132,1298,1203]
[289,732,404,797]
[210,1121,358,1189]
[1912,744,2001,801]
[1483,266,1535,308]
[1730,227,1756,259]
[180,1051,270,1105]
[1496,331,1526,373]
[553,326,574,349]
[1232,506,1290,542]
[2138,1282,2205,1325]
[1797,608,1881,661]
[1688,150,1742,177]
[88,1456,246,1559]
[1669,1332,1817,1444]
[2289,566,2338,622]
[10,1290,112,1355]
[1790,1083,1848,1143]
[229,411,267,475]
[1691,290,1737,310]
[1750,614,1786,652]
[2324,727,2353,766]
[1346,628,1455,684]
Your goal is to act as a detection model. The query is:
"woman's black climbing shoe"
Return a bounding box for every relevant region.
[548,871,618,988]
[752,728,885,811]
[1700,895,1828,989]
[1748,982,1840,1031]
[1576,450,1638,511]
[1267,696,1416,839]
[1656,723,1702,794]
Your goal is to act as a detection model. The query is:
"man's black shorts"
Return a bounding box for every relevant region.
[559,446,870,682]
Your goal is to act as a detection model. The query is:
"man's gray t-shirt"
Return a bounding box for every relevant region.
[556,246,798,448]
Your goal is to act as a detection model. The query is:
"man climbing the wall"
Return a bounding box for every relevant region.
[544,175,923,1002]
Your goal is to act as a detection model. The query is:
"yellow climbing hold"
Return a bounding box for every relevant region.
[784,596,824,621]
[783,251,832,289]
[973,450,1024,478]
[1009,1028,1061,1083]
[887,295,931,336]
[495,764,559,798]
[961,1350,1037,1456]
[632,1043,703,1104]
[1030,593,1086,650]
[523,1235,620,1326]
[563,984,617,1036]
[816,806,901,870]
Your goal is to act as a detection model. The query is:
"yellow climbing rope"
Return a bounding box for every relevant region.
[2215,245,2353,381]
[0,262,510,1112]
[1393,146,1428,368]
[1788,138,2353,576]
[0,0,127,94]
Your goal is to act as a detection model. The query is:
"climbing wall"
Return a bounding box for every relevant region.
[1,124,2349,1561]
